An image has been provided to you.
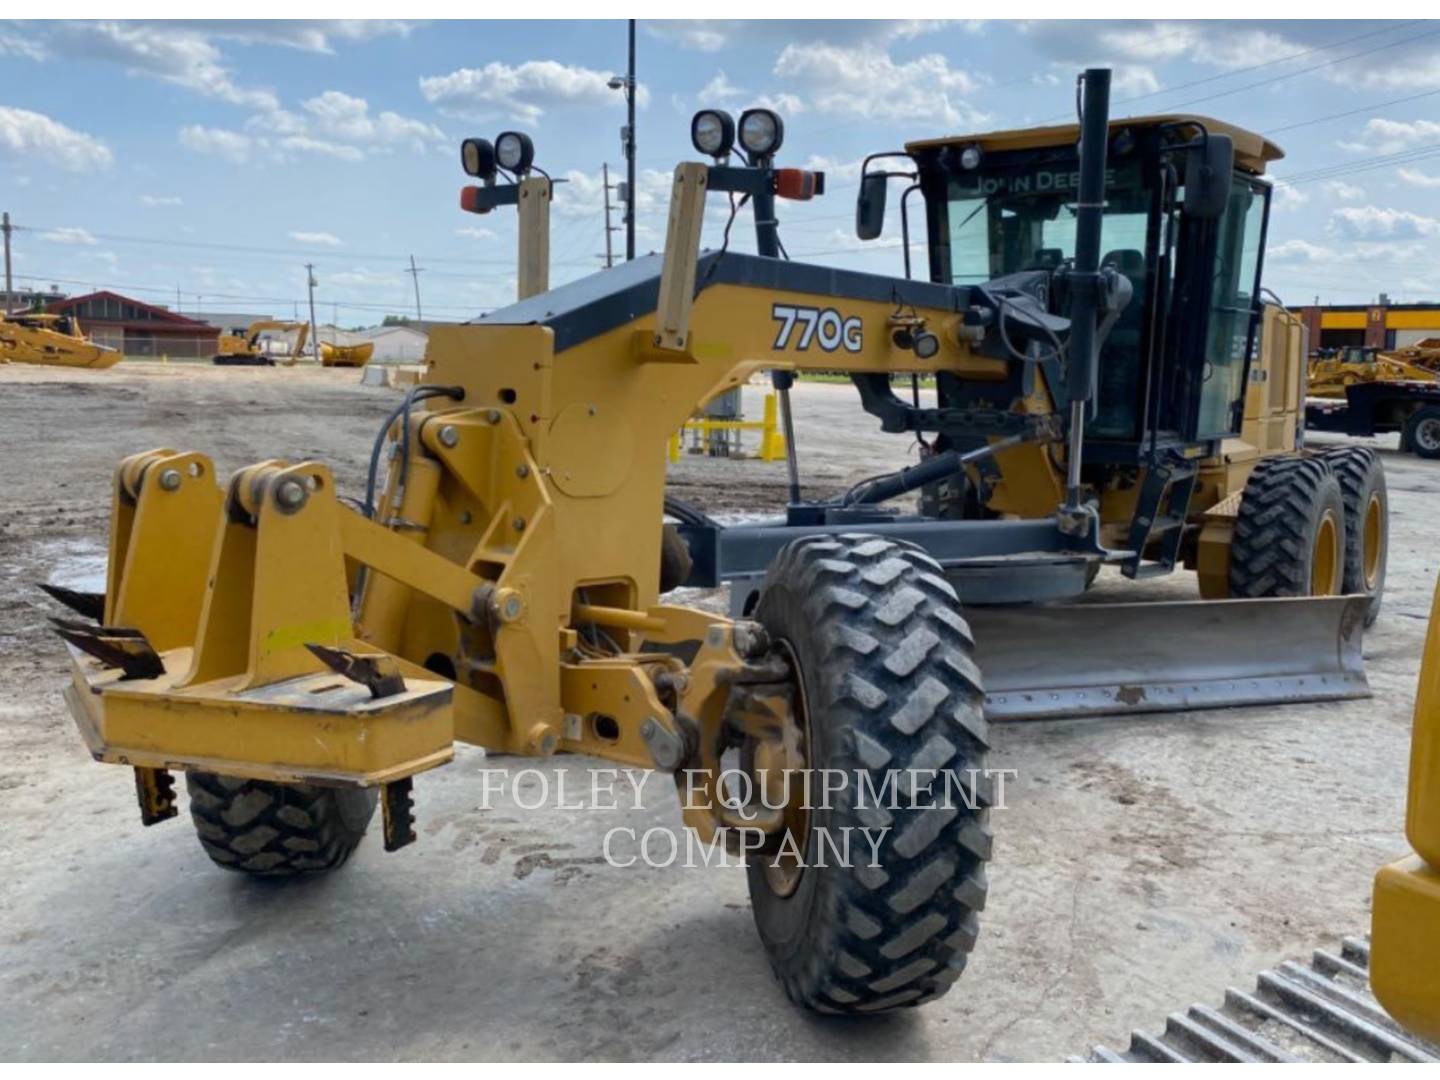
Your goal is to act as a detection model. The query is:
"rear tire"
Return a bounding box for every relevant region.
[186,772,377,876]
[1404,406,1440,460]
[748,533,991,1014]
[1229,455,1347,599]
[1319,447,1388,626]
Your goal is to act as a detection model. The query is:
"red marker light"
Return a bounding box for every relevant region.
[460,186,488,214]
[775,169,824,201]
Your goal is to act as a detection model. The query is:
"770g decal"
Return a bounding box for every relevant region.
[771,304,863,353]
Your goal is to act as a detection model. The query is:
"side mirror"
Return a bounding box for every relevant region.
[856,172,888,240]
[1184,133,1234,220]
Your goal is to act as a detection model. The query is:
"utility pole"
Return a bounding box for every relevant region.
[406,254,425,322]
[175,285,182,314]
[305,263,321,364]
[3,212,14,313]
[601,163,618,268]
[625,19,636,261]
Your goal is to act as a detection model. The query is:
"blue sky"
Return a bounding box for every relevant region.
[3,18,1440,324]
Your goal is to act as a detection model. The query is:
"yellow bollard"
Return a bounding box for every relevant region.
[667,432,681,463]
[759,392,787,462]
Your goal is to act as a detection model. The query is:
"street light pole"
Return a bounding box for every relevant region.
[607,20,639,261]
[625,19,636,261]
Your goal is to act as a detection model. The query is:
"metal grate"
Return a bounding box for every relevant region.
[1082,936,1440,1062]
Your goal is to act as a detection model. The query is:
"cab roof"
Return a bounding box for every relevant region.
[905,114,1283,175]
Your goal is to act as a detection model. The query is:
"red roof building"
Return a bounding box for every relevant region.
[42,290,220,359]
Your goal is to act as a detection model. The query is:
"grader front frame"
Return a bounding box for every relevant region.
[48,69,1381,1014]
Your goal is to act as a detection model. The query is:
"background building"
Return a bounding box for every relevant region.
[40,290,219,358]
[1299,298,1440,352]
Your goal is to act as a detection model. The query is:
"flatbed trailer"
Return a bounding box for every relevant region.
[1307,381,1440,459]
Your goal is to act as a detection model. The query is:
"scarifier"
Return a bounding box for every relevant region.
[45,70,1389,1014]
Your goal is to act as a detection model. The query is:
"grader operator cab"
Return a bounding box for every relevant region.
[44,70,1390,1015]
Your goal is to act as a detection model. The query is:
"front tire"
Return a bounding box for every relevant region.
[1229,455,1347,599]
[186,772,377,876]
[747,534,991,1014]
[1319,447,1388,626]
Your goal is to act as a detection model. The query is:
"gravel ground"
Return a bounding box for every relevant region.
[0,361,1435,1060]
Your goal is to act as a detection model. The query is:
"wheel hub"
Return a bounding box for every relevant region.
[1417,417,1440,452]
[752,638,810,898]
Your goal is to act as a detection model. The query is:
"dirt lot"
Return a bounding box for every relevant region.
[1,361,1436,1061]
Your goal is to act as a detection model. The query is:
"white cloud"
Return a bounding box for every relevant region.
[288,231,343,247]
[139,194,183,206]
[774,44,984,127]
[0,106,112,171]
[1322,180,1364,201]
[300,90,444,151]
[456,226,498,241]
[1326,53,1440,92]
[1267,238,1333,262]
[419,60,647,124]
[552,166,673,223]
[278,134,365,162]
[1270,183,1310,212]
[1398,167,1440,189]
[41,226,98,245]
[54,22,278,110]
[1328,205,1440,242]
[649,20,946,53]
[1338,117,1440,155]
[697,70,804,116]
[161,20,412,54]
[0,30,47,61]
[179,124,253,163]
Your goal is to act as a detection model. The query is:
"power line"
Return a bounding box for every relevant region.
[1153,25,1440,114]
[8,270,491,316]
[1115,20,1425,110]
[1265,87,1440,135]
[1275,140,1440,186]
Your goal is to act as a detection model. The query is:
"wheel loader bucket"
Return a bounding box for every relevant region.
[966,594,1369,721]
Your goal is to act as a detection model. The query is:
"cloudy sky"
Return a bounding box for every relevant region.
[3,18,1439,323]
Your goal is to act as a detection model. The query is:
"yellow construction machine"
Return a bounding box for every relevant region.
[43,72,1391,1014]
[319,339,375,367]
[1372,574,1440,1042]
[213,319,310,366]
[0,310,119,369]
[1306,344,1440,458]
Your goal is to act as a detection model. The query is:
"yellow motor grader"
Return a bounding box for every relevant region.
[45,71,1390,1014]
[0,310,119,369]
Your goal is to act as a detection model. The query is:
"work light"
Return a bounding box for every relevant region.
[738,109,784,158]
[495,131,535,175]
[959,144,983,170]
[461,137,495,179]
[691,109,735,159]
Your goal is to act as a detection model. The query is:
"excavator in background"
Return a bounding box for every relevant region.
[0,311,119,369]
[212,319,310,366]
[42,71,1396,1015]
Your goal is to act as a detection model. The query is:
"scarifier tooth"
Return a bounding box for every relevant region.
[52,622,164,679]
[37,582,106,621]
[305,641,406,699]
